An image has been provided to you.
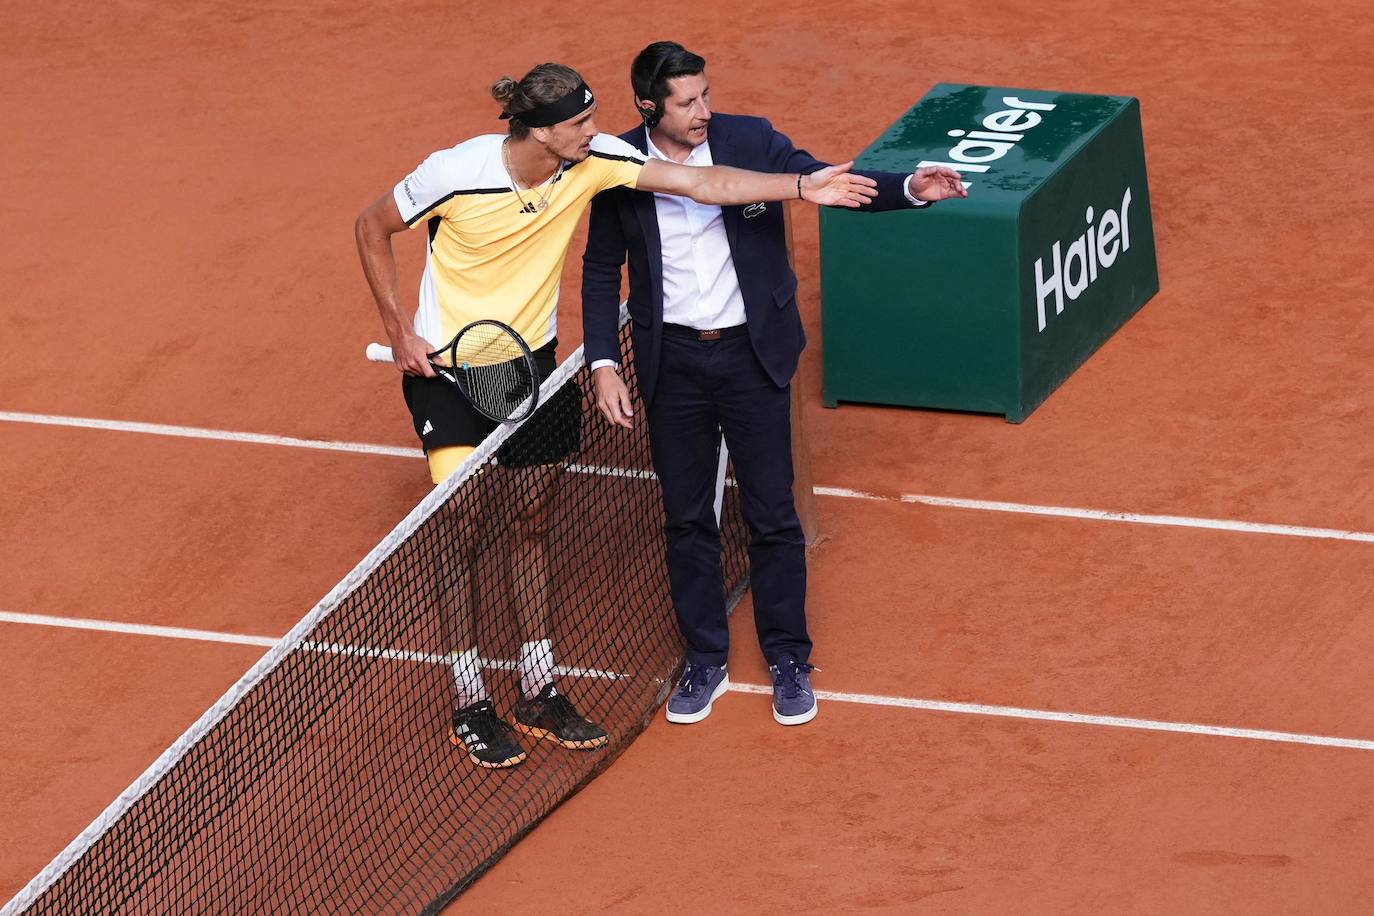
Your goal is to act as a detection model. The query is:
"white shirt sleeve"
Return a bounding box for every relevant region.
[902,174,932,208]
[589,133,648,162]
[392,150,461,226]
[587,133,648,193]
[589,359,619,371]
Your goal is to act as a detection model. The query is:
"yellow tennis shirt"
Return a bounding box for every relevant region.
[393,133,646,349]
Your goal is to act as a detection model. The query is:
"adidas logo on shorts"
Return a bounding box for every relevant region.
[421,420,433,435]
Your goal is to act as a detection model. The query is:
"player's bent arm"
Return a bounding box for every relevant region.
[636,159,877,208]
[354,194,433,377]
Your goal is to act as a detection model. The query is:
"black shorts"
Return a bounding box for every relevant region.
[401,339,581,468]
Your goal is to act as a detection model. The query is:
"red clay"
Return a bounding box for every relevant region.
[783,497,1374,739]
[0,626,265,895]
[461,699,1374,914]
[3,0,1373,912]
[0,423,427,635]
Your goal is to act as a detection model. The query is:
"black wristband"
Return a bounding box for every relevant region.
[796,174,803,199]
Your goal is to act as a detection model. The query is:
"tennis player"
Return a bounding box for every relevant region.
[355,62,877,769]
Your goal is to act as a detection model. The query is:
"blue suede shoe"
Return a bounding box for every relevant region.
[769,658,818,725]
[665,663,729,724]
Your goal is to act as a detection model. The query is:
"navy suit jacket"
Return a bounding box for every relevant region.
[581,113,919,405]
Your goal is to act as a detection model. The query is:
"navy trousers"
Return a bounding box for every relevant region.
[646,330,811,668]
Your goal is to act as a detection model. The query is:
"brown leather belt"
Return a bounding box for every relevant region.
[662,323,748,341]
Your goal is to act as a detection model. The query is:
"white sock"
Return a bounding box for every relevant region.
[519,639,555,699]
[452,648,487,708]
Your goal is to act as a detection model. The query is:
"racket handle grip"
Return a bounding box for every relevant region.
[365,343,394,364]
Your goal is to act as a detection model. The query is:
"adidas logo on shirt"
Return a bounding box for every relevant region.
[421,420,434,435]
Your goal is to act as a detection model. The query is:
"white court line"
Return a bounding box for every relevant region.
[722,682,1374,752]
[2,609,1369,753]
[816,486,1374,543]
[0,410,421,459]
[0,410,662,482]
[0,610,629,681]
[0,610,280,647]
[5,411,1372,542]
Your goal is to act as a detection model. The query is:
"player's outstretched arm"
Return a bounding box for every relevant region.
[354,194,435,377]
[637,158,878,208]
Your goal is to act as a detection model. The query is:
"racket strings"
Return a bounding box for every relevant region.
[446,323,538,422]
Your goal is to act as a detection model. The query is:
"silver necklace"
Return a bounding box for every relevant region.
[503,139,562,212]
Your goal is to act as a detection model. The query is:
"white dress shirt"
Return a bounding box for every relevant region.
[648,134,749,330]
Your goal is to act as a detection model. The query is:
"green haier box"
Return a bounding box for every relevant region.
[820,83,1159,422]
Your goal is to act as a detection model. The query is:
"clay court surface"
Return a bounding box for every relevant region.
[4,1,1374,912]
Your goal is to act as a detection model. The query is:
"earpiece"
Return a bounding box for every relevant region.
[637,100,661,129]
[636,52,673,130]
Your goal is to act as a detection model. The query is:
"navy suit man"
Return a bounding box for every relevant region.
[581,42,967,727]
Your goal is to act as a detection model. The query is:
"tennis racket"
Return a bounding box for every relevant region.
[366,320,540,423]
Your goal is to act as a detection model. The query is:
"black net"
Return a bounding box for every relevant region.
[12,322,751,914]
